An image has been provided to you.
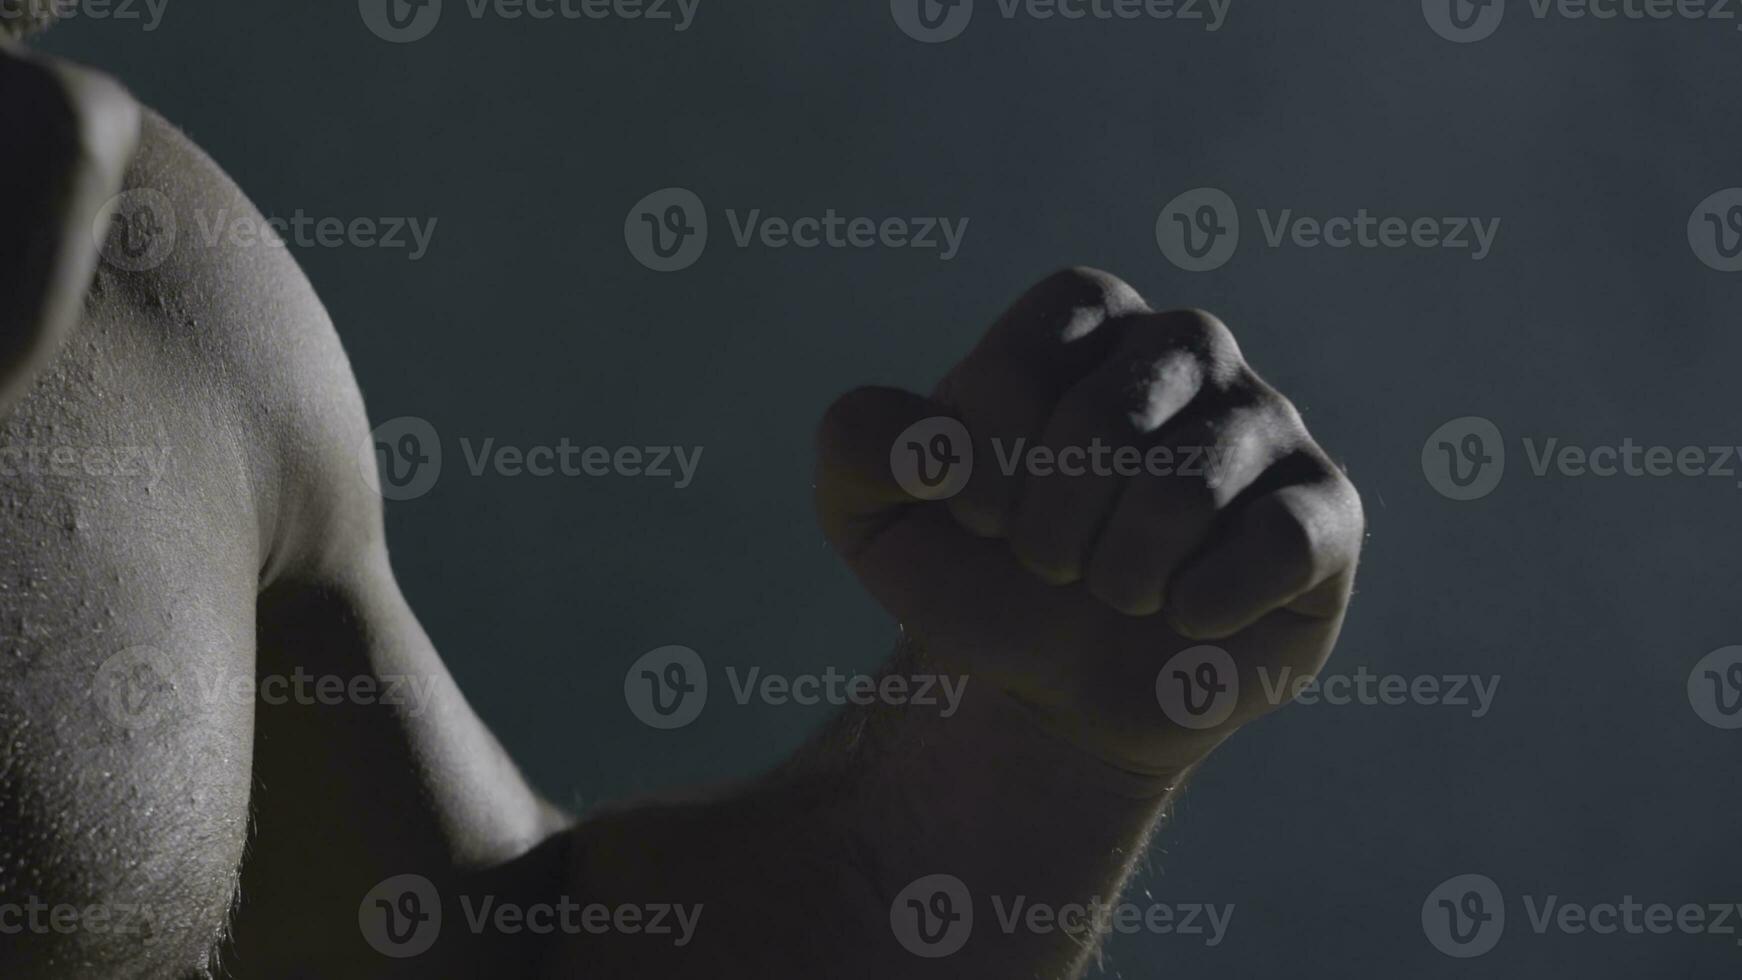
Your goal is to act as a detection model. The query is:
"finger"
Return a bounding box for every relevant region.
[814,385,951,558]
[812,386,1053,667]
[814,386,1043,672]
[1164,456,1364,639]
[960,266,1151,370]
[1006,312,1214,584]
[934,267,1149,538]
[1083,401,1276,616]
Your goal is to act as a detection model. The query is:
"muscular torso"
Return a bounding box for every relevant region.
[0,109,563,979]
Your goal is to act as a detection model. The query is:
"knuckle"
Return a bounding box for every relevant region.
[1266,387,1308,435]
[1027,266,1144,311]
[1110,346,1207,432]
[1000,267,1150,346]
[1205,373,1307,451]
[1158,308,1242,364]
[1273,465,1364,566]
[1273,438,1363,533]
[1324,466,1366,544]
[1191,392,1277,458]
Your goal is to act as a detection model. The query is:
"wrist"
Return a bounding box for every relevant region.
[863,633,1199,803]
[907,633,1225,797]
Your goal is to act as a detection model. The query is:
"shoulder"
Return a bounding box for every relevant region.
[0,96,395,975]
[92,106,389,586]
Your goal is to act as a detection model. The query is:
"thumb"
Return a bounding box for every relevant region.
[816,386,1042,664]
[814,384,965,558]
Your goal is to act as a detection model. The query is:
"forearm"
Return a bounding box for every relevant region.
[552,637,1188,979]
[809,636,1189,977]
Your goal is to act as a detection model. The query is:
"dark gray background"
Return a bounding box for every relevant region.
[43,1,1742,974]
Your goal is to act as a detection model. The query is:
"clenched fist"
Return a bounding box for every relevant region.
[816,268,1364,779]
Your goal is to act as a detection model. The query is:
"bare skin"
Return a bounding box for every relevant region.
[0,40,1363,980]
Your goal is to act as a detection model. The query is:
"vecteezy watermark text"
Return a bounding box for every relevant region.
[889,874,1232,958]
[1257,665,1501,718]
[1,0,168,32]
[625,188,968,272]
[188,209,439,262]
[92,647,449,733]
[1423,874,1742,958]
[890,0,1231,44]
[1157,188,1500,272]
[361,416,703,501]
[0,897,161,937]
[360,0,701,43]
[1423,416,1742,501]
[1424,0,1742,44]
[623,645,970,730]
[358,874,701,959]
[456,438,702,487]
[887,417,1241,503]
[94,190,439,272]
[1154,646,1502,729]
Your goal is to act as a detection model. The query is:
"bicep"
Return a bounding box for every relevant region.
[223,206,569,971]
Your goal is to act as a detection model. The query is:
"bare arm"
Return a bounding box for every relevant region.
[1,49,1358,977]
[558,640,1183,979]
[226,265,1355,978]
[551,269,1364,977]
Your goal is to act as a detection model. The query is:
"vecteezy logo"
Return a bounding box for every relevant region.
[360,0,443,42]
[359,874,442,958]
[1688,189,1742,273]
[1422,873,1505,958]
[1689,645,1742,730]
[1422,416,1505,501]
[624,645,709,729]
[889,417,973,501]
[1156,188,1239,272]
[1423,0,1505,43]
[93,189,178,273]
[625,188,709,272]
[891,0,974,42]
[890,874,973,958]
[1156,645,1239,730]
[92,645,181,732]
[359,416,443,501]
